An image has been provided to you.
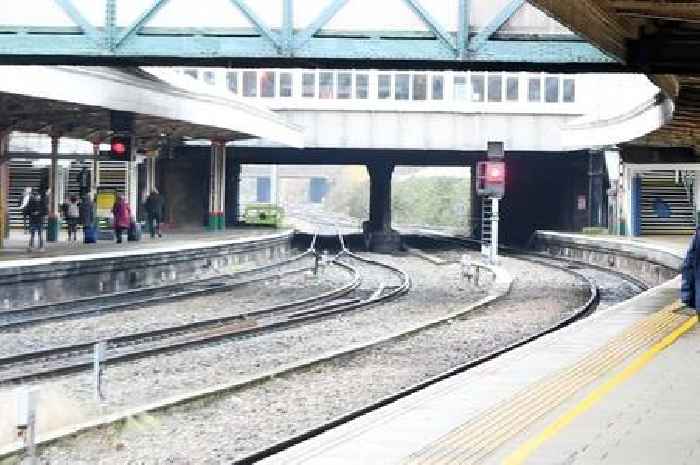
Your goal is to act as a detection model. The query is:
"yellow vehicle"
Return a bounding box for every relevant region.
[243,203,284,227]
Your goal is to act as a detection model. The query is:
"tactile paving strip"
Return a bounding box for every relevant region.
[402,302,687,465]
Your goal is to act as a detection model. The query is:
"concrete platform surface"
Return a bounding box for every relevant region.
[258,233,695,465]
[0,227,291,263]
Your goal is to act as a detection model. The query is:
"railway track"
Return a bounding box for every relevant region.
[0,249,410,385]
[232,235,628,465]
[0,251,318,330]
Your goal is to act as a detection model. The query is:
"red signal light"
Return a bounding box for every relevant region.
[486,163,504,182]
[111,142,126,155]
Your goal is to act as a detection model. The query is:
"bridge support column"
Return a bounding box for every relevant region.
[47,135,61,242]
[208,141,226,230]
[225,152,241,226]
[589,150,606,228]
[363,161,401,253]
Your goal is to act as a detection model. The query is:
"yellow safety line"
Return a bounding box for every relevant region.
[503,313,698,465]
[403,304,682,464]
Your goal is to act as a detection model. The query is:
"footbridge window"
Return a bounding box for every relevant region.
[471,74,485,102]
[432,75,444,100]
[179,68,576,106]
[302,72,316,98]
[378,74,392,99]
[487,75,503,102]
[413,74,427,100]
[243,71,257,97]
[356,74,369,99]
[280,72,293,97]
[261,71,276,98]
[338,72,353,99]
[395,74,410,100]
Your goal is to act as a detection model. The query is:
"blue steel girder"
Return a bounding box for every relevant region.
[114,0,172,50]
[402,0,456,53]
[469,0,527,52]
[0,0,619,69]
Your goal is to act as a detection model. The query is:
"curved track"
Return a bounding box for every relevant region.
[231,234,642,465]
[0,250,409,385]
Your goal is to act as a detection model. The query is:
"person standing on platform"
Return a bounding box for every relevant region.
[19,187,32,235]
[23,190,47,252]
[80,193,95,243]
[144,190,164,239]
[65,195,80,242]
[111,194,132,244]
[681,229,700,316]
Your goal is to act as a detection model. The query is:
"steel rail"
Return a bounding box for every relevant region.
[231,237,600,465]
[0,257,368,384]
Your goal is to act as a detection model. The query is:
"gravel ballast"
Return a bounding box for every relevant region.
[4,252,600,464]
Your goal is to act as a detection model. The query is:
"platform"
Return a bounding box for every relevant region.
[0,227,290,262]
[0,227,294,310]
[258,233,696,465]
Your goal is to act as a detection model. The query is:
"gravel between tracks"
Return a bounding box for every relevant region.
[5,253,592,464]
[0,256,351,358]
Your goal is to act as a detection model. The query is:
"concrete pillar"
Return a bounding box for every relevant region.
[362,160,401,253]
[208,141,226,230]
[91,141,100,194]
[47,135,61,242]
[126,136,138,217]
[225,154,241,227]
[0,131,8,247]
[588,150,605,228]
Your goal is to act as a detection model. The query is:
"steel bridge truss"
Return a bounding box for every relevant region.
[0,0,617,69]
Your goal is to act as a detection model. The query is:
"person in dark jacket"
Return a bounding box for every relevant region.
[681,230,700,314]
[144,190,164,238]
[22,191,47,252]
[80,193,95,243]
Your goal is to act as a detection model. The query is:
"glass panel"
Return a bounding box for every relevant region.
[378,74,392,99]
[506,76,519,101]
[243,71,257,97]
[471,75,485,102]
[203,71,215,85]
[302,73,315,98]
[226,71,238,93]
[395,74,410,100]
[280,72,293,97]
[528,77,541,102]
[545,76,559,102]
[563,78,575,102]
[454,76,467,100]
[319,72,334,99]
[260,71,276,97]
[183,69,198,79]
[487,75,502,102]
[356,74,369,99]
[413,74,427,100]
[337,72,352,99]
[432,75,444,100]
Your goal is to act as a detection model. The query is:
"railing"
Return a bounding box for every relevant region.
[679,170,696,225]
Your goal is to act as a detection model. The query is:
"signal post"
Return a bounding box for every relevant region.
[476,142,506,265]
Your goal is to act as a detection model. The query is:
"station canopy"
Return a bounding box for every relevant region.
[0,66,304,150]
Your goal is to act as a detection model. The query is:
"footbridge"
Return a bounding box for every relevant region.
[0,0,614,70]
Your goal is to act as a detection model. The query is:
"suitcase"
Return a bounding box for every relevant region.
[127,222,141,242]
[84,225,97,244]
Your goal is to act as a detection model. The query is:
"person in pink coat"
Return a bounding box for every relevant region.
[111,194,132,244]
